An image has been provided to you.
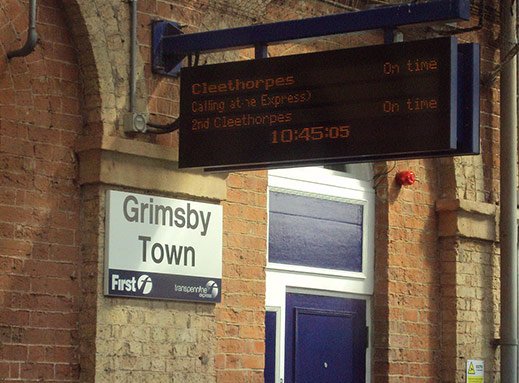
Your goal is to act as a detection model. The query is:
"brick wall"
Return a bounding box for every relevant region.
[216,172,267,383]
[0,0,82,381]
[374,158,444,382]
[374,3,502,382]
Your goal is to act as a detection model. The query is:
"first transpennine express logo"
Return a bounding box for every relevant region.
[137,274,153,295]
[174,280,220,300]
[111,273,153,295]
[206,280,219,298]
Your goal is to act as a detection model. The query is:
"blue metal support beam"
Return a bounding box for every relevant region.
[153,0,470,76]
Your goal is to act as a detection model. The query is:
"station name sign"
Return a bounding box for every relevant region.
[104,190,223,303]
[178,37,479,170]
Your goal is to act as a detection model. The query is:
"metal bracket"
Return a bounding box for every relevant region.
[152,20,184,76]
[152,0,470,77]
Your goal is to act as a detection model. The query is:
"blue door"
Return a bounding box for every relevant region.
[285,293,367,383]
[266,187,372,382]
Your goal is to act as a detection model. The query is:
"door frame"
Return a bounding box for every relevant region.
[266,166,375,382]
[265,306,282,383]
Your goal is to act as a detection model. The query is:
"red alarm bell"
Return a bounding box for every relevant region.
[395,170,416,186]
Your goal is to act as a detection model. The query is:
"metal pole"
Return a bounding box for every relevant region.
[500,0,518,381]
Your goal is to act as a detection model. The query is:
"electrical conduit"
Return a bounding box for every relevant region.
[7,0,38,59]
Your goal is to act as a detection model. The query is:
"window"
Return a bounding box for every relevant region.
[269,190,364,272]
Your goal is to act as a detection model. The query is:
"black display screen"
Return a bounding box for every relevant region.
[178,37,457,170]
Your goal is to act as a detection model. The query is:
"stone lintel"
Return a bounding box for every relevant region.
[76,135,227,201]
[436,198,497,241]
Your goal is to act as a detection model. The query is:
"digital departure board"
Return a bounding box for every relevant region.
[178,37,459,170]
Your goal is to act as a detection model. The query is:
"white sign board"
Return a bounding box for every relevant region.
[105,190,223,302]
[466,359,484,383]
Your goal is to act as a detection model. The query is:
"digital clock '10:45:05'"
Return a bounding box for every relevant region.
[271,125,350,144]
